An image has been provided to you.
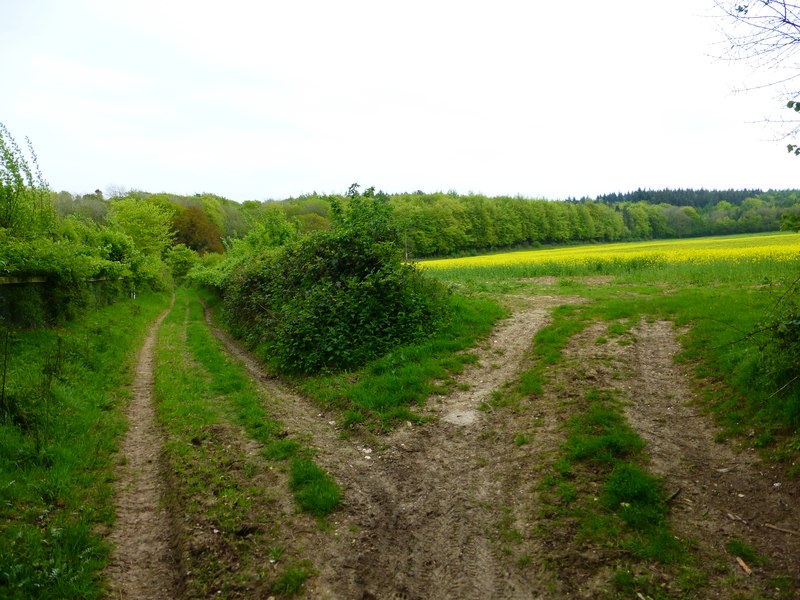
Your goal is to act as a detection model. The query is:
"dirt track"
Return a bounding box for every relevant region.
[107,292,800,599]
[106,297,180,600]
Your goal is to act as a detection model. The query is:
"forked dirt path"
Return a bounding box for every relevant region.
[126,292,799,598]
[105,297,179,600]
[206,295,583,599]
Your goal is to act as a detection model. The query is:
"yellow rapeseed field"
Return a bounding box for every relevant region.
[419,232,800,270]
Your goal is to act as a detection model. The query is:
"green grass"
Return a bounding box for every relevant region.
[0,290,172,600]
[725,538,766,566]
[289,459,341,517]
[270,561,314,596]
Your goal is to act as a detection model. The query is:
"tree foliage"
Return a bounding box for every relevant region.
[172,205,224,254]
[188,204,299,289]
[165,243,200,279]
[107,197,175,257]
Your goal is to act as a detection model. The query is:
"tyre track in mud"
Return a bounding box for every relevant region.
[106,297,179,600]
[562,319,800,597]
[205,295,583,599]
[625,320,800,597]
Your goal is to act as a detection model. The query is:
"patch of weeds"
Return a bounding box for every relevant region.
[564,400,644,464]
[496,507,523,543]
[595,336,608,345]
[607,321,634,337]
[770,575,797,599]
[557,481,577,505]
[270,561,314,596]
[678,566,707,591]
[263,439,302,460]
[289,458,341,517]
[611,567,666,598]
[725,538,766,565]
[342,409,365,429]
[267,544,285,561]
[601,463,665,530]
[513,434,530,446]
[518,369,544,396]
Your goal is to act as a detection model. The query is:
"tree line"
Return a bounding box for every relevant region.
[277,189,800,258]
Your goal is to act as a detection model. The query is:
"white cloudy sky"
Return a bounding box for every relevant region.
[1,0,798,201]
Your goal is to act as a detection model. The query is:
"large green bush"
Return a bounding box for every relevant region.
[222,192,451,374]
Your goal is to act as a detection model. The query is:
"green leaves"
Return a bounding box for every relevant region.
[0,123,54,237]
[107,198,175,258]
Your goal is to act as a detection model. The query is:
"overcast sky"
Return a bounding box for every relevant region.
[1,0,798,201]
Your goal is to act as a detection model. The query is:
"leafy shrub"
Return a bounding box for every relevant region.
[756,275,800,427]
[222,192,451,373]
[0,127,170,327]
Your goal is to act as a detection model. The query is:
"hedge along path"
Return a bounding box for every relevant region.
[204,294,585,599]
[105,295,180,600]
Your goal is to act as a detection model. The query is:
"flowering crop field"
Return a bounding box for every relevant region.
[419,232,800,284]
[421,232,800,270]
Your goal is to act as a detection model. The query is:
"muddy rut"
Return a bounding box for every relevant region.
[552,319,800,598]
